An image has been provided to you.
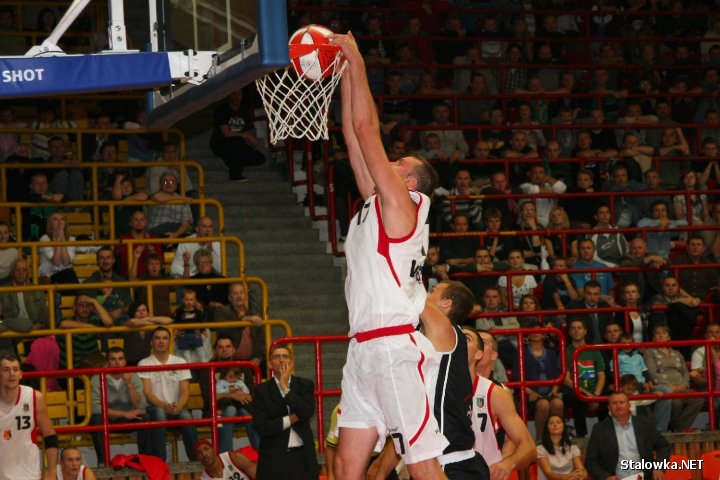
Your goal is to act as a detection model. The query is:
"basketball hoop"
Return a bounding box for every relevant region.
[255,27,347,144]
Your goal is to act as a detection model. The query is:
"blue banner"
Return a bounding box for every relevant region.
[0,53,172,98]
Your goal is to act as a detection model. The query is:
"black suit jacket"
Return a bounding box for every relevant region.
[253,375,319,480]
[566,298,614,344]
[586,415,670,480]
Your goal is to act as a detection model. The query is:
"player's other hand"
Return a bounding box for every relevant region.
[489,459,513,480]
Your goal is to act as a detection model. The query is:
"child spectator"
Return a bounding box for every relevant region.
[173,289,210,363]
[216,367,251,411]
[615,334,653,392]
[620,374,655,419]
[96,281,128,325]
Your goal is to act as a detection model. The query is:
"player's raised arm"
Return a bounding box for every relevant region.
[340,68,374,200]
[333,32,424,238]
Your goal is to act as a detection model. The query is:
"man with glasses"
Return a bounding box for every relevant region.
[146,171,193,238]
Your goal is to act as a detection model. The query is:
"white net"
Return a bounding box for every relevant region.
[255,49,347,144]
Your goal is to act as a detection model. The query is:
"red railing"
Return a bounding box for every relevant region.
[572,339,720,429]
[24,360,261,461]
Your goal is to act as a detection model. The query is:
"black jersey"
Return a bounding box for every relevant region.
[433,324,475,454]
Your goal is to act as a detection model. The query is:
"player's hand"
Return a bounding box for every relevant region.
[489,459,513,480]
[329,32,362,64]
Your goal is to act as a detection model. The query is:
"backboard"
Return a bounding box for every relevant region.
[147,0,290,128]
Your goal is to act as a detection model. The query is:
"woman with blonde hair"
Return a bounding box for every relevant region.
[544,207,571,263]
[38,211,78,283]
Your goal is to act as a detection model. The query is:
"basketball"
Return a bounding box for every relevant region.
[288,25,340,81]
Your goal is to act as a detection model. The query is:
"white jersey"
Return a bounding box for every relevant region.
[344,192,430,336]
[200,452,250,480]
[0,385,42,480]
[56,465,87,480]
[471,375,503,466]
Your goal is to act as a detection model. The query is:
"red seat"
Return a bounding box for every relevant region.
[701,450,720,480]
[665,454,692,480]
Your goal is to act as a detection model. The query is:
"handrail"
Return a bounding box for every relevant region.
[22,360,262,463]
[2,127,186,160]
[5,197,223,241]
[270,335,349,454]
[573,339,720,430]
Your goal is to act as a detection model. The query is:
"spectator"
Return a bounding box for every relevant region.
[438,213,478,267]
[0,7,27,55]
[146,171,193,238]
[209,89,265,182]
[566,280,614,345]
[208,337,260,452]
[512,103,547,152]
[95,143,126,200]
[173,289,210,364]
[46,136,86,202]
[81,113,117,162]
[503,44,529,92]
[114,210,163,277]
[500,131,539,183]
[514,323,564,441]
[537,414,587,480]
[519,164,566,227]
[640,169,672,218]
[145,141,195,196]
[587,68,627,121]
[80,247,132,323]
[422,103,469,181]
[457,73,496,125]
[139,326,198,461]
[690,322,720,390]
[498,249,538,310]
[214,282,263,373]
[616,282,648,342]
[544,207,571,262]
[253,344,319,480]
[481,172,520,229]
[415,133,460,190]
[580,108,617,153]
[644,325,705,432]
[89,346,151,466]
[541,256,579,328]
[170,216,221,278]
[38,211,79,284]
[57,294,113,369]
[672,235,718,299]
[583,204,629,266]
[650,276,701,343]
[615,102,658,148]
[615,133,651,182]
[618,238,667,302]
[571,130,618,167]
[673,170,709,226]
[585,392,670,480]
[563,318,606,438]
[637,201,688,259]
[563,169,601,229]
[551,106,580,157]
[130,251,172,317]
[518,293,544,329]
[440,169,482,230]
[474,287,520,367]
[570,238,615,297]
[656,128,690,186]
[111,175,148,238]
[21,171,67,241]
[30,105,75,158]
[484,107,512,155]
[0,258,47,356]
[455,247,510,303]
[0,105,25,162]
[185,248,228,316]
[602,164,648,228]
[616,334,653,392]
[511,201,544,268]
[123,301,172,367]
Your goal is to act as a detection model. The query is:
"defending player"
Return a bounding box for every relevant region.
[464,329,536,480]
[0,354,59,480]
[330,32,447,480]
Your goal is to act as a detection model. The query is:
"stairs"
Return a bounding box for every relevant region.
[184,130,349,432]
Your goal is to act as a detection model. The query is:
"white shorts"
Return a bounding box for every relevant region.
[338,330,448,465]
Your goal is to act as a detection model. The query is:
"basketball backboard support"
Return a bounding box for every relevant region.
[147,0,290,128]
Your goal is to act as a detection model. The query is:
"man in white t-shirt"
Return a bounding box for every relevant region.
[139,327,198,461]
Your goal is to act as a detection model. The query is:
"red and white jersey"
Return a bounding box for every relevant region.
[471,375,503,466]
[200,452,251,480]
[56,465,88,480]
[0,385,41,480]
[344,192,430,336]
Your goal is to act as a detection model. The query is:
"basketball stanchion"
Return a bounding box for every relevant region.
[255,25,347,144]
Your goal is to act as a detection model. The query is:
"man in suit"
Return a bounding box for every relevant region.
[566,280,614,345]
[253,344,319,480]
[586,391,670,480]
[0,258,49,356]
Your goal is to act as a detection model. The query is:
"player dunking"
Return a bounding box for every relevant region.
[331,33,448,480]
[0,355,59,480]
